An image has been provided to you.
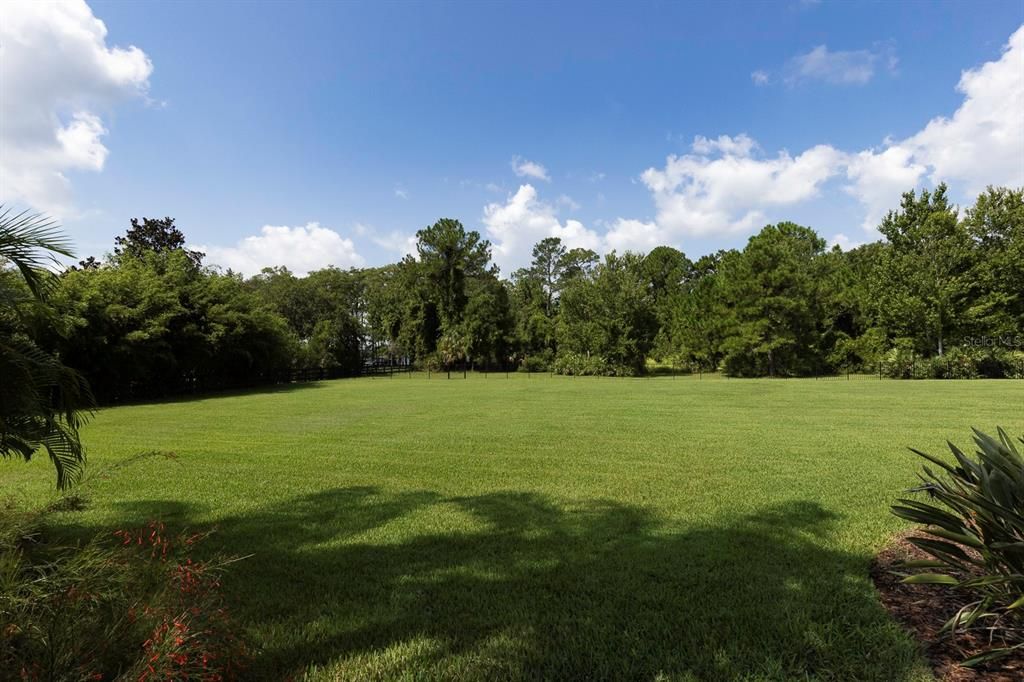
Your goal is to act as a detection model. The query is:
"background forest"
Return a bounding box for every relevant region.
[4,183,1022,403]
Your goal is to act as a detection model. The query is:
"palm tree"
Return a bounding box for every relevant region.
[0,207,92,489]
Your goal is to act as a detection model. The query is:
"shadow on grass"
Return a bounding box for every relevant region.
[59,490,924,680]
[96,379,329,409]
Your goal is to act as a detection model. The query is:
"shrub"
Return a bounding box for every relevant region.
[927,346,980,379]
[880,342,930,379]
[551,351,638,376]
[720,349,759,377]
[891,428,1024,666]
[720,343,815,377]
[848,327,888,370]
[1007,351,1024,379]
[880,346,1024,380]
[552,351,605,376]
[644,357,694,376]
[417,352,445,373]
[518,354,550,373]
[0,503,246,680]
[976,350,1024,379]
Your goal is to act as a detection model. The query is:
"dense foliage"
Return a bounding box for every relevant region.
[52,249,296,402]
[1,500,246,679]
[0,208,92,489]
[3,185,1022,409]
[892,428,1024,666]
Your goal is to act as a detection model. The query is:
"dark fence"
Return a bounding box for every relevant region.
[99,357,416,404]
[873,356,1024,380]
[101,353,1022,404]
[359,356,413,377]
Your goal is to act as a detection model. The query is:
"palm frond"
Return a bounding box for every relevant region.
[0,209,92,489]
[0,334,92,488]
[0,205,74,298]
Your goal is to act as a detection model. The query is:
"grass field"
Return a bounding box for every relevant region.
[4,374,1023,680]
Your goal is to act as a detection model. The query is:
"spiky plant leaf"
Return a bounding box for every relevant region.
[893,428,1024,666]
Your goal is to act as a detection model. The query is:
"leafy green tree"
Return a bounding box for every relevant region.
[367,219,505,368]
[558,247,599,283]
[0,209,92,488]
[820,242,889,370]
[721,223,827,376]
[508,239,600,366]
[528,238,599,317]
[378,255,439,360]
[51,227,295,401]
[362,264,417,359]
[874,184,975,357]
[415,218,494,332]
[114,216,204,269]
[640,246,692,360]
[190,271,297,385]
[250,265,366,371]
[52,251,194,400]
[529,237,567,317]
[670,250,736,370]
[509,267,552,360]
[306,314,362,374]
[962,186,1024,340]
[248,267,306,332]
[558,252,656,375]
[463,277,514,367]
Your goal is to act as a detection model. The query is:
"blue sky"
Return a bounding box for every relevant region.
[2,0,1022,275]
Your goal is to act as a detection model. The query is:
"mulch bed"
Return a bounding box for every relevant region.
[871,531,1024,681]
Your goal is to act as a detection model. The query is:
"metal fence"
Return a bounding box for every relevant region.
[119,354,1021,404]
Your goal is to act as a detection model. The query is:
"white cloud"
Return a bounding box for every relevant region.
[481,185,684,268]
[611,24,1023,247]
[394,187,409,200]
[828,233,863,251]
[349,222,417,258]
[197,223,364,276]
[55,112,109,170]
[904,25,1024,194]
[482,184,602,271]
[511,156,551,182]
[637,135,843,238]
[750,42,899,89]
[844,145,925,231]
[844,24,1023,231]
[691,133,759,157]
[0,0,153,217]
[556,194,581,211]
[784,44,894,86]
[371,230,418,258]
[603,219,673,254]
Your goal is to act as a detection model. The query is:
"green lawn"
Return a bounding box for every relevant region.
[5,374,1023,680]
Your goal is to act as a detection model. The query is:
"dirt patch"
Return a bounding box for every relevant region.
[871,532,1024,681]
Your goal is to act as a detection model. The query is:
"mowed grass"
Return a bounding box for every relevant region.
[4,374,1023,680]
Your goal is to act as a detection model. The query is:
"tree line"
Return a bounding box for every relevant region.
[5,183,1024,405]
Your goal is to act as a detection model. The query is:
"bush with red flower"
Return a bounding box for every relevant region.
[1,506,247,680]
